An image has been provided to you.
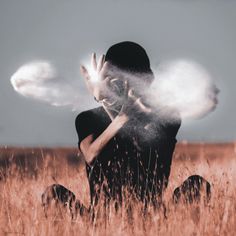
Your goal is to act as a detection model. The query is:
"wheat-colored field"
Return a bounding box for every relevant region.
[0,143,235,235]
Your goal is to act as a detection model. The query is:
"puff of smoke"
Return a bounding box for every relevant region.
[10,61,83,110]
[10,59,219,121]
[90,59,219,120]
[150,60,219,119]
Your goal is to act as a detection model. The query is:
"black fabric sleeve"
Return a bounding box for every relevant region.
[75,111,95,150]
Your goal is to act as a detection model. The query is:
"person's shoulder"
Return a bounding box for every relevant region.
[152,107,181,138]
[161,108,181,138]
[75,106,105,125]
[160,107,181,126]
[151,106,181,127]
[167,111,181,127]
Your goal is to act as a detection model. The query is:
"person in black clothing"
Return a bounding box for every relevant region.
[76,41,181,209]
[41,41,211,220]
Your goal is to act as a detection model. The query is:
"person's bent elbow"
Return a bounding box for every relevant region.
[82,147,98,166]
[79,134,98,165]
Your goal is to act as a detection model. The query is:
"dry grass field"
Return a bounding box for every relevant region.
[0,142,235,236]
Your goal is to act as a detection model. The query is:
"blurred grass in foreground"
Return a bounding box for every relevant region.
[0,142,236,235]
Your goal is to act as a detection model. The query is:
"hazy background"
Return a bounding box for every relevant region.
[0,0,235,146]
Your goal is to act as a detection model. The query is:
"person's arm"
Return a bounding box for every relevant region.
[78,53,152,164]
[80,113,128,165]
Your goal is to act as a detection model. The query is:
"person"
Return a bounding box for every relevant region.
[76,41,181,211]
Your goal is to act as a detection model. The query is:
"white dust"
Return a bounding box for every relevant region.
[150,60,219,119]
[10,59,219,120]
[10,61,83,109]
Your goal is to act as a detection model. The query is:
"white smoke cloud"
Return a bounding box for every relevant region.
[149,60,219,119]
[10,61,85,109]
[10,59,219,120]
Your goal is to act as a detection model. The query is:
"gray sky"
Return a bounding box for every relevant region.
[0,0,235,146]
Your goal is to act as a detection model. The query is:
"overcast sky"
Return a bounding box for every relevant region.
[0,0,235,146]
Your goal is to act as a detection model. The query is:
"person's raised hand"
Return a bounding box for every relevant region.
[80,53,110,96]
[80,53,124,120]
[80,53,152,119]
[119,80,152,118]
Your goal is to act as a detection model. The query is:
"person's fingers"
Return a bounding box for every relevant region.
[91,53,97,71]
[128,89,151,114]
[97,54,105,72]
[128,88,138,101]
[110,78,119,84]
[80,65,94,93]
[104,76,112,85]
[110,77,119,88]
[80,65,91,81]
[129,91,152,113]
[135,98,152,113]
[100,61,110,79]
[101,54,105,66]
[124,80,129,99]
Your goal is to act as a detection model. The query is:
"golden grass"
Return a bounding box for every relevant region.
[0,143,236,235]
